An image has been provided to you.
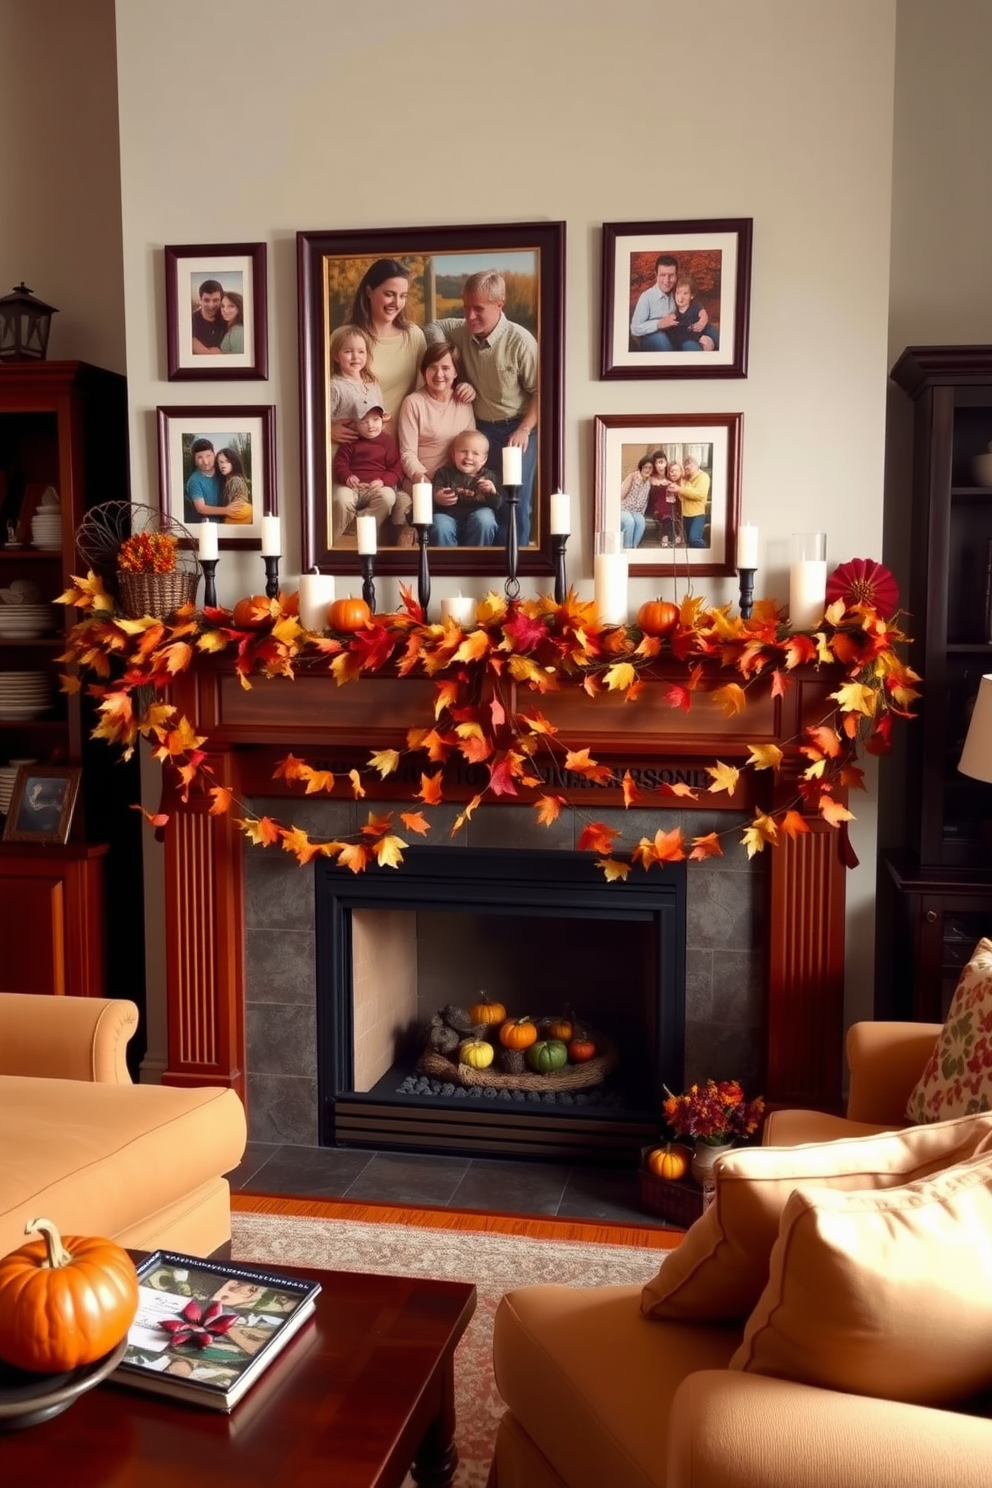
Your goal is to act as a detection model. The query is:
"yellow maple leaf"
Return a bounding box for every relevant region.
[330,650,365,686]
[156,641,194,676]
[508,654,552,689]
[830,681,877,717]
[518,710,558,737]
[706,760,740,796]
[658,781,699,800]
[399,810,430,836]
[302,768,336,795]
[335,841,370,874]
[368,748,400,778]
[59,672,82,695]
[820,796,855,826]
[433,680,460,719]
[348,768,366,798]
[824,598,847,627]
[746,743,783,772]
[279,826,325,865]
[197,628,230,653]
[534,794,565,827]
[802,758,827,780]
[453,631,490,664]
[597,857,631,882]
[711,682,747,717]
[475,591,507,626]
[236,815,282,847]
[452,793,484,836]
[604,662,637,693]
[741,812,779,857]
[374,834,408,869]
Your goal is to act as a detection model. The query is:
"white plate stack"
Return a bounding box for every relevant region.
[0,604,57,639]
[30,509,62,550]
[0,671,53,720]
[0,764,24,815]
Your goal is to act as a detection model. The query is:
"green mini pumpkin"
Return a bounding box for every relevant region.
[526,1039,568,1074]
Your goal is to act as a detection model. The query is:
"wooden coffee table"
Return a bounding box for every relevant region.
[2,1263,478,1487]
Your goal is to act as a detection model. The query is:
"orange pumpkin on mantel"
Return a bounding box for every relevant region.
[231,594,274,629]
[328,595,373,633]
[636,598,679,637]
[0,1216,139,1373]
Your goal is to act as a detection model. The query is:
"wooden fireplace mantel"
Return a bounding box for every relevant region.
[159,658,849,1112]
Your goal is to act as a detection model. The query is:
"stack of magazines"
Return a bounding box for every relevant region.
[113,1251,321,1412]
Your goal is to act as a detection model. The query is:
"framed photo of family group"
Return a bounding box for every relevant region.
[156,405,277,550]
[165,242,268,381]
[593,412,743,578]
[600,219,752,380]
[297,221,565,577]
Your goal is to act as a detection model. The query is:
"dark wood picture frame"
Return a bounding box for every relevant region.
[297,221,565,577]
[600,219,752,381]
[165,242,268,381]
[3,765,81,845]
[156,404,277,551]
[593,412,743,578]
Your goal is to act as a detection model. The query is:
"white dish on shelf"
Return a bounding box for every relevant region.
[9,581,42,602]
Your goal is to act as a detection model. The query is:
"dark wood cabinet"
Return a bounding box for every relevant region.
[878,348,992,1020]
[0,842,107,995]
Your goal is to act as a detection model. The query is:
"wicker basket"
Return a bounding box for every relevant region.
[117,569,199,620]
[418,1033,617,1093]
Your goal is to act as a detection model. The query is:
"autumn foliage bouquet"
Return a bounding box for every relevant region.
[117,531,178,575]
[663,1079,765,1146]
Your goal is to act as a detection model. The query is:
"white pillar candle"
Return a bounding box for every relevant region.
[550,491,571,535]
[737,523,759,569]
[440,593,476,627]
[298,570,335,631]
[356,514,377,555]
[789,533,827,630]
[502,445,522,485]
[412,481,433,525]
[260,514,281,556]
[197,521,219,561]
[594,532,628,625]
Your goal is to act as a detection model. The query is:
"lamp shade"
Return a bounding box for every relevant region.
[959,673,992,784]
[0,282,57,361]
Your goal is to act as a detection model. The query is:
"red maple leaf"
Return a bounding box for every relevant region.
[503,610,549,651]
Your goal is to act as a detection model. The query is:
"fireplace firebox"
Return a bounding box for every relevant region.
[314,847,686,1162]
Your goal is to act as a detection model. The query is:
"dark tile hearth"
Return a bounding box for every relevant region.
[228,1142,672,1230]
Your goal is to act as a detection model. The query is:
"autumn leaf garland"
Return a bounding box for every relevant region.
[55,579,921,879]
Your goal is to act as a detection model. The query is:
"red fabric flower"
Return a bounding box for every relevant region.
[159,1298,238,1349]
[825,557,899,618]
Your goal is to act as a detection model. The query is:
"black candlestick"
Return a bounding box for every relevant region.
[414,522,432,619]
[551,533,569,605]
[738,567,756,620]
[199,558,218,609]
[262,555,280,600]
[359,553,377,614]
[503,483,520,600]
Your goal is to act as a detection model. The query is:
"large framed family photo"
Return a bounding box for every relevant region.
[297,221,565,577]
[600,219,752,380]
[165,242,268,381]
[156,405,277,550]
[593,412,743,578]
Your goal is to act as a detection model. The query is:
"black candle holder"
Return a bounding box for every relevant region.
[261,554,280,600]
[359,553,377,614]
[414,522,432,619]
[738,567,756,620]
[551,533,569,606]
[199,558,218,609]
[503,483,521,601]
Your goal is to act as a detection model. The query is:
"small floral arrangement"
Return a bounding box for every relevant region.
[118,531,178,575]
[158,1297,237,1349]
[663,1079,765,1145]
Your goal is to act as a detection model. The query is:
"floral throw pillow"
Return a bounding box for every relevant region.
[906,937,992,1123]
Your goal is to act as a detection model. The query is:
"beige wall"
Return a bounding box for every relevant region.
[110,0,901,1065]
[0,0,125,371]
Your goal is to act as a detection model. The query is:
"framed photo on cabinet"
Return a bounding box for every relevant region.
[600,219,752,380]
[3,765,81,845]
[165,242,268,381]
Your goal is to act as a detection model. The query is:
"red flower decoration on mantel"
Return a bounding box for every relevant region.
[159,1298,237,1349]
[825,557,900,618]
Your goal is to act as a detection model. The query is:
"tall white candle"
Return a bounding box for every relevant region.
[197,521,219,561]
[356,514,377,555]
[502,445,522,485]
[412,481,433,525]
[789,532,827,629]
[440,593,476,627]
[298,570,335,631]
[737,523,759,569]
[594,533,628,625]
[260,514,281,556]
[550,491,571,535]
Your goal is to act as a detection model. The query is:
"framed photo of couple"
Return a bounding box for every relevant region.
[297,221,565,577]
[156,405,277,551]
[593,412,743,578]
[600,219,752,380]
[164,242,268,381]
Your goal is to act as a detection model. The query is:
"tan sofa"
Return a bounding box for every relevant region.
[0,993,247,1258]
[489,1021,992,1488]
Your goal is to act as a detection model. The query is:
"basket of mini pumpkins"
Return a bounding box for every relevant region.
[418,997,618,1092]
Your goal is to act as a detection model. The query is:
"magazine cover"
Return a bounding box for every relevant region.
[113,1251,321,1411]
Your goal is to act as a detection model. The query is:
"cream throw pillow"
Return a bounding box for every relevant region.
[906,937,992,1123]
[729,1153,992,1406]
[640,1111,992,1323]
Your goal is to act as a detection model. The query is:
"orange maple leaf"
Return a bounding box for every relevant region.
[621,769,641,808]
[303,768,336,795]
[360,811,393,838]
[237,815,282,847]
[348,769,366,798]
[208,785,234,816]
[336,841,371,874]
[779,809,811,840]
[578,821,621,855]
[131,804,170,829]
[534,794,566,827]
[631,827,686,867]
[688,832,723,861]
[419,772,444,806]
[400,810,431,836]
[452,793,484,835]
[280,826,325,865]
[563,748,614,785]
[657,781,699,800]
[820,796,855,826]
[712,682,747,717]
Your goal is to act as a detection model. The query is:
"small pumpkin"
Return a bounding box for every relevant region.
[0,1216,139,1373]
[327,595,372,633]
[541,1017,573,1043]
[498,1017,539,1051]
[637,598,679,637]
[231,594,274,629]
[526,1039,569,1074]
[567,1035,597,1063]
[458,1036,495,1070]
[647,1144,692,1182]
[468,993,506,1027]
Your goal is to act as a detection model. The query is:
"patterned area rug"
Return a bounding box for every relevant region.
[231,1210,666,1487]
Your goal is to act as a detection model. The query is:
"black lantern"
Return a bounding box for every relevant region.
[0,282,58,362]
